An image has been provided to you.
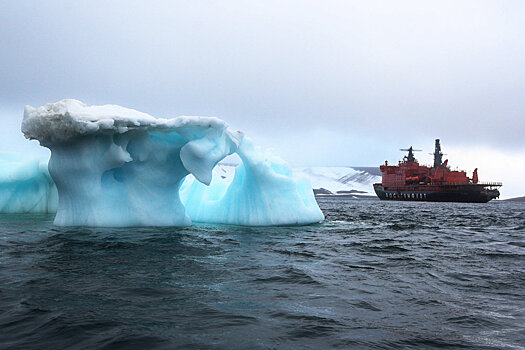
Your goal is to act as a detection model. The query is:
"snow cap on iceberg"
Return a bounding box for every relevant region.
[22,99,232,147]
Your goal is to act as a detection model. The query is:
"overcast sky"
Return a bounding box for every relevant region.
[0,1,524,197]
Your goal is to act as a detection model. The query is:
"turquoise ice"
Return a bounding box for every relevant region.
[0,154,57,213]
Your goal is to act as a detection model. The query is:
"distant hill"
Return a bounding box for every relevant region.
[503,196,525,202]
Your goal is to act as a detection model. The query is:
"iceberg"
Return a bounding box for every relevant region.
[20,99,323,227]
[180,137,323,225]
[0,154,57,213]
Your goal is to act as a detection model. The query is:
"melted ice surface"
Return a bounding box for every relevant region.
[18,100,323,227]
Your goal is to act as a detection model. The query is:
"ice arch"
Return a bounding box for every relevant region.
[20,100,323,226]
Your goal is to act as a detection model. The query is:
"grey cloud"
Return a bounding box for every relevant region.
[0,0,524,165]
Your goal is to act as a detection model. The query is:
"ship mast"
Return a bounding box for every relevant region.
[433,139,443,167]
[400,146,421,163]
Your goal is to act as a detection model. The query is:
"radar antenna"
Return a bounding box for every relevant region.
[400,146,421,163]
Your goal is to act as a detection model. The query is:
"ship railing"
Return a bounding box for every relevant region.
[441,181,502,186]
[476,181,503,187]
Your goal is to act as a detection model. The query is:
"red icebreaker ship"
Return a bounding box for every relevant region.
[373,139,501,203]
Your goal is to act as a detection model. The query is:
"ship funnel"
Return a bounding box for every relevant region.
[433,139,444,167]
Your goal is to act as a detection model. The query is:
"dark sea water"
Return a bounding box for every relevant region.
[1,198,524,349]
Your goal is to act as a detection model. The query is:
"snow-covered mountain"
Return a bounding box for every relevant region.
[211,164,381,196]
[293,166,381,196]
